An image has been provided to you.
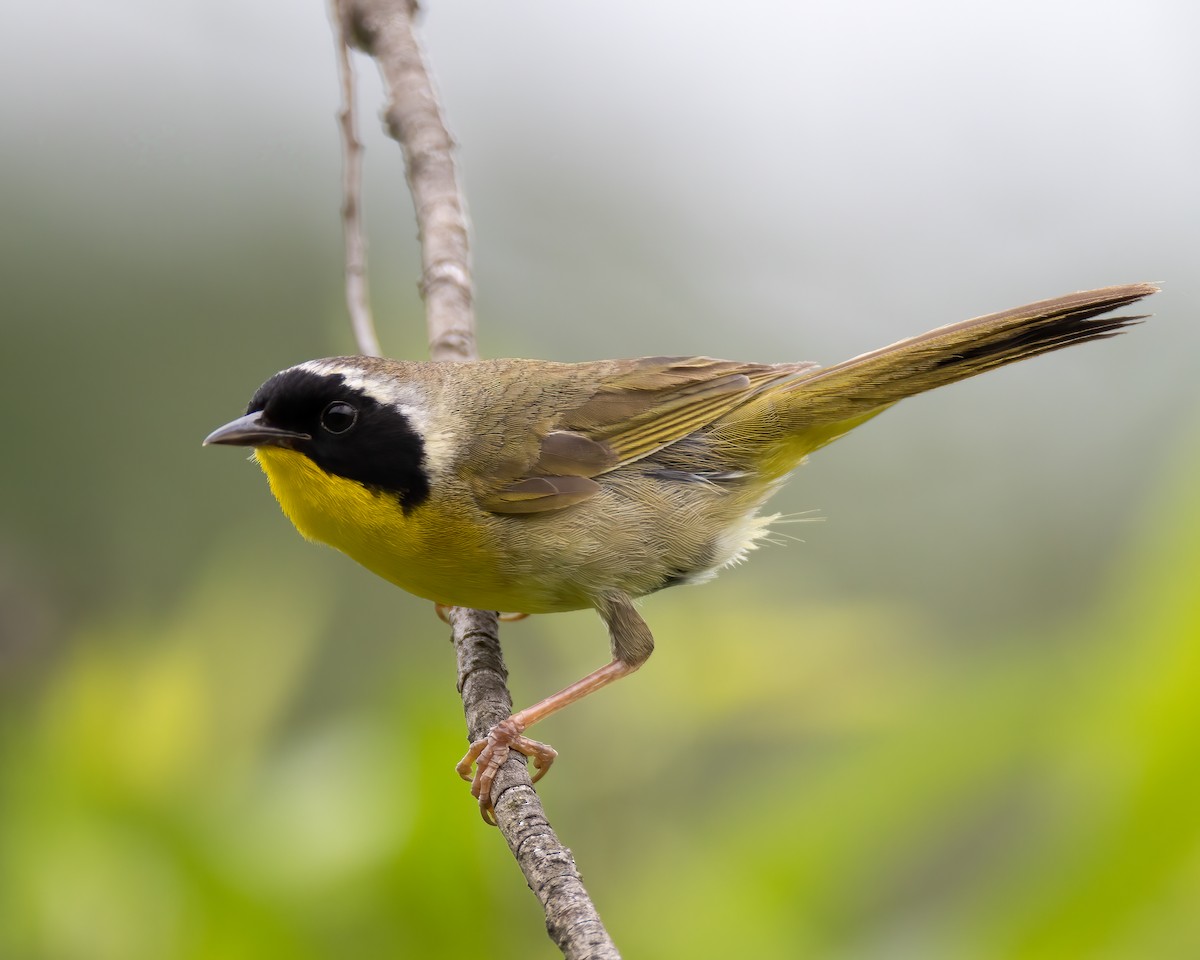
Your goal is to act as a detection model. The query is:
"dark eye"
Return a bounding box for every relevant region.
[320,400,358,434]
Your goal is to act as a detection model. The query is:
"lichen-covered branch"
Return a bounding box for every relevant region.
[448,607,620,958]
[328,2,619,955]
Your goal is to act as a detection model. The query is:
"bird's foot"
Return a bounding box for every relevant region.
[435,603,529,624]
[456,717,558,824]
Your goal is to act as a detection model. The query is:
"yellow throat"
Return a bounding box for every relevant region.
[253,446,507,609]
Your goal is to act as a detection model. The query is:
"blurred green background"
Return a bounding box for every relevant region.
[3,1,1198,957]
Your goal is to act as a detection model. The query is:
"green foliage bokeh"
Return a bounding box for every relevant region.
[3,3,1199,955]
[3,442,1199,958]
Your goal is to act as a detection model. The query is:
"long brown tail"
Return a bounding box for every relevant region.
[771,282,1158,455]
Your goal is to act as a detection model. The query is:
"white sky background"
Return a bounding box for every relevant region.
[7,1,1196,353]
[5,1,1194,333]
[3,0,1197,616]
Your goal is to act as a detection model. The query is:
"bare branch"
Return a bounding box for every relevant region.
[343,0,475,362]
[330,1,620,955]
[449,607,620,958]
[330,1,382,357]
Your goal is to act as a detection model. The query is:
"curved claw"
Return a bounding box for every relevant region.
[456,717,558,823]
[435,604,530,625]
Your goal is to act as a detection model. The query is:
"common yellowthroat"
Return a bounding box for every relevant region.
[205,282,1155,819]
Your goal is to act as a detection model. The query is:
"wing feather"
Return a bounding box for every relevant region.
[474,356,815,515]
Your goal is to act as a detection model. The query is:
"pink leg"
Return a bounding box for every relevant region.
[456,658,639,823]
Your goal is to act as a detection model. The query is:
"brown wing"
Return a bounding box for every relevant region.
[478,356,815,514]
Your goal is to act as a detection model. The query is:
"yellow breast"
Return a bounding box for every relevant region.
[254,447,527,611]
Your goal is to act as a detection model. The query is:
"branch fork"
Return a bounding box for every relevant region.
[329,2,619,955]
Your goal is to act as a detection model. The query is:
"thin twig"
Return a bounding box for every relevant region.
[343,0,475,363]
[330,0,382,357]
[331,1,620,956]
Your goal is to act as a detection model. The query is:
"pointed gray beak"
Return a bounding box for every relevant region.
[203,411,311,447]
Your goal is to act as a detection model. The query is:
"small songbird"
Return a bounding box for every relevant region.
[205,283,1156,819]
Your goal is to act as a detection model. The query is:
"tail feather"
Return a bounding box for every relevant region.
[766,282,1157,456]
